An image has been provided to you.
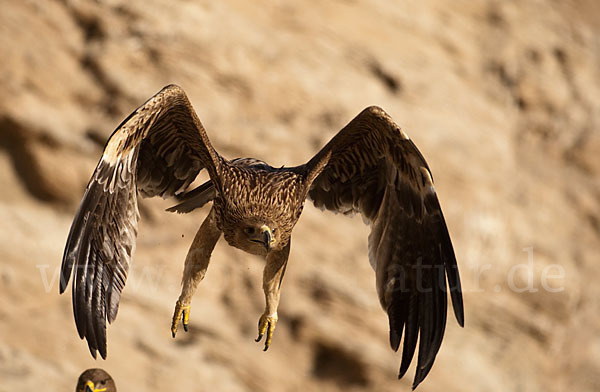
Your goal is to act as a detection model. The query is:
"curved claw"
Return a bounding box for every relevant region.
[171,299,191,338]
[256,313,278,351]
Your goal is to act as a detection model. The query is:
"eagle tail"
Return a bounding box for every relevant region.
[166,180,215,213]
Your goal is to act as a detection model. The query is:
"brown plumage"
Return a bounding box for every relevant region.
[75,368,116,392]
[60,84,463,389]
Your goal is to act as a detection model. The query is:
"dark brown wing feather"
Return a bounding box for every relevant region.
[60,84,221,359]
[305,106,463,389]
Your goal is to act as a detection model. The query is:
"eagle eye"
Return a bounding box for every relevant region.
[244,227,255,235]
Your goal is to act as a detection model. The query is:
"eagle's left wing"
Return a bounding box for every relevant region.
[60,85,222,359]
[304,106,463,389]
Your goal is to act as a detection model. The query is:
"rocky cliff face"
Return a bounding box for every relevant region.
[1,1,599,391]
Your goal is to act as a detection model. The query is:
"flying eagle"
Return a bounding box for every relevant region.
[60,85,463,389]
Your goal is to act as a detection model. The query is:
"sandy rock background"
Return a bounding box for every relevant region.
[1,0,600,391]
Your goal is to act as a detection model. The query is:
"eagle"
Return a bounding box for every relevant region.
[75,368,116,392]
[60,84,463,389]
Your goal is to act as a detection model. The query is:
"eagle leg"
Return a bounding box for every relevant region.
[256,241,290,351]
[256,313,278,351]
[171,300,191,337]
[171,208,221,338]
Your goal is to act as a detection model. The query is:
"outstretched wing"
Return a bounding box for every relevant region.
[60,84,222,359]
[305,106,464,389]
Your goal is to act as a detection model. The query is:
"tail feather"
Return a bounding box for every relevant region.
[166,180,215,213]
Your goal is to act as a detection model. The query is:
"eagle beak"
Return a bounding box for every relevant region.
[259,225,273,252]
[83,381,106,392]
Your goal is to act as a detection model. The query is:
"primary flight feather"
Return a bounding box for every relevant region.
[60,84,463,389]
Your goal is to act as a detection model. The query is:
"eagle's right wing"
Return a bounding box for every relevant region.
[304,106,463,389]
[60,85,222,359]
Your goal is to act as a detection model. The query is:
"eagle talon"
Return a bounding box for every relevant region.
[171,299,191,338]
[256,313,278,351]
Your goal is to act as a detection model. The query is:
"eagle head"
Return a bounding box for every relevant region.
[223,216,283,256]
[76,369,116,392]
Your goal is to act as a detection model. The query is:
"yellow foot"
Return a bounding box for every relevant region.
[255,312,278,351]
[171,299,191,338]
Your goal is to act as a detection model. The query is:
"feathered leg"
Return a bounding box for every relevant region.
[256,241,290,351]
[171,207,221,337]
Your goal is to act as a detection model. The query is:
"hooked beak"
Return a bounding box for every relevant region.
[259,225,273,252]
[83,381,106,392]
